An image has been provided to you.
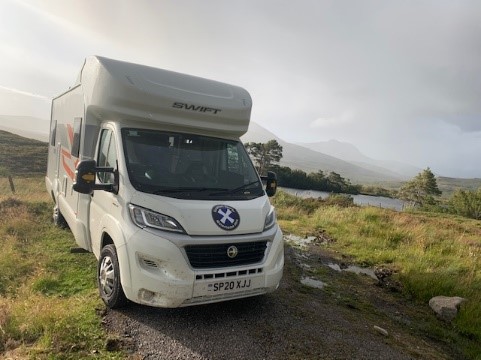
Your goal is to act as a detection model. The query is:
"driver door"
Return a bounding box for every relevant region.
[89,128,120,259]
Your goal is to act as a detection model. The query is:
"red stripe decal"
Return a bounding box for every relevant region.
[67,124,74,145]
[60,146,75,180]
[61,148,72,160]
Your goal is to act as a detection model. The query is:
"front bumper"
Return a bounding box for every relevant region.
[118,226,284,308]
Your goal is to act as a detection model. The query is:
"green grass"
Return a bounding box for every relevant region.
[2,172,480,358]
[0,178,122,359]
[273,190,481,359]
[0,130,47,176]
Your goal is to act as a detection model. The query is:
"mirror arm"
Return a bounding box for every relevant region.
[73,160,118,194]
[90,167,117,193]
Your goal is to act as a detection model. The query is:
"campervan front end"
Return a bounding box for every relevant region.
[45,56,283,308]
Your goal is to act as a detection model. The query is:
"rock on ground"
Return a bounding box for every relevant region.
[429,296,466,322]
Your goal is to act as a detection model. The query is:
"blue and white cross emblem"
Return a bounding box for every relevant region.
[212,205,240,230]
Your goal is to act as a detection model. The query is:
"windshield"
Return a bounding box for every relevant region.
[121,129,263,200]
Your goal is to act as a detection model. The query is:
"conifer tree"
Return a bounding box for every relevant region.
[399,167,441,206]
[244,140,283,175]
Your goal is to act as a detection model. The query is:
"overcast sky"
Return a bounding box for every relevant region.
[1,0,480,178]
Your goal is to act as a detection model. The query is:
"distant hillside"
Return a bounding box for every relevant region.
[0,115,49,142]
[0,130,48,176]
[297,139,421,179]
[437,176,481,197]
[242,122,403,184]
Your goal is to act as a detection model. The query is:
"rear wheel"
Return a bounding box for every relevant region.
[98,244,128,308]
[53,204,68,228]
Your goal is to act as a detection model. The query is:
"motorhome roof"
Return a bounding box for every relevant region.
[75,56,252,137]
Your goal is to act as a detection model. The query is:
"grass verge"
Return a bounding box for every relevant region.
[0,177,122,359]
[2,179,481,358]
[272,190,481,359]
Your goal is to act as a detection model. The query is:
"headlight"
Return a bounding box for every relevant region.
[129,204,185,233]
[264,207,277,231]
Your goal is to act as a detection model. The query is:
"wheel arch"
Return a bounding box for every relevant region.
[100,232,114,250]
[97,225,133,301]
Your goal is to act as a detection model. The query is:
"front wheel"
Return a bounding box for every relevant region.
[98,244,128,308]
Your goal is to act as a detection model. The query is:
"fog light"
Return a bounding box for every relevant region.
[138,289,162,304]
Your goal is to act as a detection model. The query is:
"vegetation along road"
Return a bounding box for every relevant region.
[1,177,480,359]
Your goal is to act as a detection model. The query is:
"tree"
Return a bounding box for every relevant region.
[326,171,345,192]
[307,170,328,190]
[449,188,481,220]
[244,140,283,175]
[399,167,442,207]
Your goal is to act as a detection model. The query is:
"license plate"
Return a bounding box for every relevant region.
[208,278,252,292]
[193,276,264,297]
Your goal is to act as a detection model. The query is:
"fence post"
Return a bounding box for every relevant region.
[8,175,15,194]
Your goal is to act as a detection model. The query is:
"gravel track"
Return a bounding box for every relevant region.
[103,247,453,360]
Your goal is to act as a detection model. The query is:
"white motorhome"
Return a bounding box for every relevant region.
[45,56,283,308]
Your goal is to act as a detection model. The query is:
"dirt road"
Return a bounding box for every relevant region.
[103,246,456,359]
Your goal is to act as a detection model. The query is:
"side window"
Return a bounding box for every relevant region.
[71,117,82,157]
[97,129,117,184]
[49,120,57,146]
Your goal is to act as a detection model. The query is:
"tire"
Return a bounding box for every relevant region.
[53,204,68,229]
[98,244,128,308]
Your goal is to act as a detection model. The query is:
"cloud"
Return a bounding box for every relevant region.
[0,85,50,101]
[1,0,481,177]
[0,86,50,119]
[310,112,354,129]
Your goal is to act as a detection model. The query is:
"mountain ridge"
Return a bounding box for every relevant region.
[242,122,403,183]
[0,115,468,184]
[297,139,421,178]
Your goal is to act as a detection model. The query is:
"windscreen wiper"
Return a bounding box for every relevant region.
[153,187,228,195]
[212,181,261,196]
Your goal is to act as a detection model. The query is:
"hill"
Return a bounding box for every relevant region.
[243,123,481,189]
[242,122,403,183]
[298,139,421,178]
[0,115,49,142]
[0,130,48,176]
[437,176,481,197]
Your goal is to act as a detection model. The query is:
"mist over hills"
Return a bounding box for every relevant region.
[297,139,422,179]
[0,115,49,142]
[0,115,411,183]
[0,115,470,185]
[242,122,415,184]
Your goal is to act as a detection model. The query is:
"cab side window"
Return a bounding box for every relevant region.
[227,143,240,174]
[97,129,117,184]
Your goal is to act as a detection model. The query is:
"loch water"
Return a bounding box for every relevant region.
[282,187,406,211]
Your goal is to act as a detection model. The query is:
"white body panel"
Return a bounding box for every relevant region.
[80,56,252,138]
[45,56,283,307]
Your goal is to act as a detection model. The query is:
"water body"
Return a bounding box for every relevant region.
[285,235,379,286]
[327,263,378,280]
[301,277,326,289]
[281,187,406,211]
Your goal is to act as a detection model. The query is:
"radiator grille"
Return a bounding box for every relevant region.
[185,241,267,269]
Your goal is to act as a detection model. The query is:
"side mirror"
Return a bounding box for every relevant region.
[73,160,117,194]
[261,171,278,197]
